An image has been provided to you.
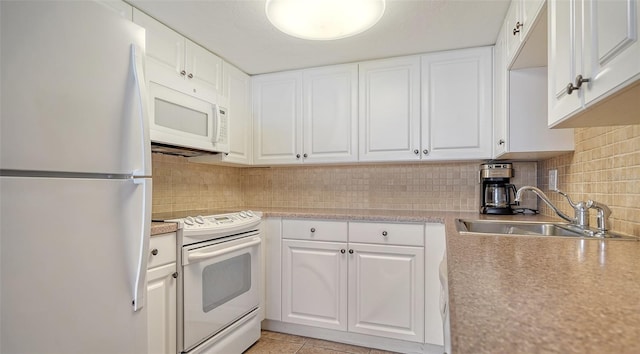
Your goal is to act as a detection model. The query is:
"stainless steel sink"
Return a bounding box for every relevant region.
[456,219,639,240]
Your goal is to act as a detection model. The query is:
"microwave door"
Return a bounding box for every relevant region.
[148,82,219,152]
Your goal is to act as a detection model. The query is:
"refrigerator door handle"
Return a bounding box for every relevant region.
[131,44,152,177]
[132,177,152,311]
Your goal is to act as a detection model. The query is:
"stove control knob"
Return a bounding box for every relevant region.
[184,217,195,226]
[246,210,254,217]
[240,211,247,218]
[195,216,205,224]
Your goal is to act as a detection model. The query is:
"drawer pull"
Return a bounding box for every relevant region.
[349,249,354,254]
[310,227,316,233]
[151,248,158,256]
[382,231,388,237]
[341,249,346,254]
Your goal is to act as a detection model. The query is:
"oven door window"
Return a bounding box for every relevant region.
[202,253,251,313]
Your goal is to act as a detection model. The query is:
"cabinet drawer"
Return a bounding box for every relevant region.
[148,232,177,269]
[349,222,424,246]
[282,219,347,242]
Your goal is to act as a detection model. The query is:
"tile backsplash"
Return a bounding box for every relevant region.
[152,153,244,215]
[537,125,640,236]
[242,162,537,211]
[152,153,537,214]
[153,125,638,236]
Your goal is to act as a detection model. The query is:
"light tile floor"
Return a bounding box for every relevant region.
[243,330,400,354]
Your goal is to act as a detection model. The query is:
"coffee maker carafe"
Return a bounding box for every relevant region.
[480,163,517,214]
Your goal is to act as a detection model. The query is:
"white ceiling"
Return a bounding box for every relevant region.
[127,0,511,75]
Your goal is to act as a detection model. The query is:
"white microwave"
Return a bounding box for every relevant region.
[148,81,229,154]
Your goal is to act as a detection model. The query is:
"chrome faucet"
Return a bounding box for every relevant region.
[514,186,589,228]
[515,186,616,238]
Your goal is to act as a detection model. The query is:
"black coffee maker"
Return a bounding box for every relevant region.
[480,163,518,214]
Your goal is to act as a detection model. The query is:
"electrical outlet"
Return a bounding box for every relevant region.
[549,169,558,191]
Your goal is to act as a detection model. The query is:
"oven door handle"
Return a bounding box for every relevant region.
[187,237,261,263]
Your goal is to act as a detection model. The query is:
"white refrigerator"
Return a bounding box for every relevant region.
[1,2,151,353]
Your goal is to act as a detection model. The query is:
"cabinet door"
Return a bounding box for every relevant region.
[132,9,184,75]
[421,47,492,160]
[185,40,222,94]
[282,239,348,331]
[548,0,584,126]
[221,62,252,164]
[348,243,424,342]
[359,56,421,162]
[504,0,523,62]
[253,72,303,164]
[494,25,508,157]
[303,64,358,163]
[583,0,640,104]
[521,0,546,40]
[147,263,177,354]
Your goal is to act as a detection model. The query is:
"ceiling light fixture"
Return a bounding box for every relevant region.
[265,0,386,40]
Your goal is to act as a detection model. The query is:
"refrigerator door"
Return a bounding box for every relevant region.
[0,176,151,354]
[0,1,150,176]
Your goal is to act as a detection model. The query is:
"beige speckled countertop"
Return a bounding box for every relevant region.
[151,221,178,236]
[150,208,640,353]
[255,208,640,353]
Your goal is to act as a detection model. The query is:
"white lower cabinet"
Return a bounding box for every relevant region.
[282,239,348,330]
[348,242,424,342]
[279,219,434,346]
[146,232,177,354]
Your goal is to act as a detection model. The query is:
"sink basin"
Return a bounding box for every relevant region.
[456,219,638,240]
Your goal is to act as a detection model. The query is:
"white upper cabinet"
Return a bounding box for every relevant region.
[505,0,546,65]
[494,25,508,158]
[495,3,574,160]
[549,0,640,127]
[133,9,221,96]
[421,47,493,160]
[359,56,422,162]
[253,64,358,165]
[583,0,640,113]
[220,62,252,164]
[548,0,585,123]
[253,71,303,164]
[303,65,358,163]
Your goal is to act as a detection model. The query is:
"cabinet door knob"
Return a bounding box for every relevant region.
[348,249,354,254]
[151,248,158,256]
[513,21,523,35]
[498,139,505,146]
[423,149,429,156]
[180,70,186,76]
[566,74,591,95]
[303,153,308,158]
[296,154,301,159]
[414,149,419,155]
[341,249,346,254]
[187,73,194,79]
[382,231,388,236]
[172,272,178,279]
[574,74,590,88]
[310,227,316,233]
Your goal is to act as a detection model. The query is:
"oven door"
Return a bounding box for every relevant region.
[182,233,261,352]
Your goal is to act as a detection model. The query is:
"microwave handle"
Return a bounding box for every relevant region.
[212,105,222,143]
